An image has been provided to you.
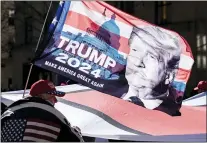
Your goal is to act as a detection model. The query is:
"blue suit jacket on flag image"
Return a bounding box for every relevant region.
[34,1,194,116]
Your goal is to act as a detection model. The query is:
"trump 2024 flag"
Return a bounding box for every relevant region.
[34,1,194,115]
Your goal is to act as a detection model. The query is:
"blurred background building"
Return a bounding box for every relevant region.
[1,1,207,97]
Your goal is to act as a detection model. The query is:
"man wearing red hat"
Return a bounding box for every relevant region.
[29,80,65,106]
[1,80,84,142]
[194,81,207,93]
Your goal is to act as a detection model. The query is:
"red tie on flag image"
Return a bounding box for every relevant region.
[34,1,194,116]
[1,118,60,142]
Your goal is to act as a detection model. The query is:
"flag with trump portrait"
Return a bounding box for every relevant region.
[34,1,194,115]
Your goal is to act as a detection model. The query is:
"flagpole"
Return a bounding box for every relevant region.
[23,1,53,98]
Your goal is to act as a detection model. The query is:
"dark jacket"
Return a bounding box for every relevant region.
[1,102,7,114]
[1,97,84,142]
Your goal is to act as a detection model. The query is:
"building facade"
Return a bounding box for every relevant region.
[1,1,207,97]
[1,1,58,91]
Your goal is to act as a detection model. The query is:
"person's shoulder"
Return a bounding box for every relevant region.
[7,96,52,108]
[26,96,54,106]
[5,97,60,120]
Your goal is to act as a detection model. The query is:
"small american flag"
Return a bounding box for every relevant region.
[1,118,61,142]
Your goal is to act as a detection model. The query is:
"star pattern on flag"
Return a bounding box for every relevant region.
[48,0,64,33]
[59,1,64,6]
[52,17,58,25]
[1,119,27,142]
[1,118,61,142]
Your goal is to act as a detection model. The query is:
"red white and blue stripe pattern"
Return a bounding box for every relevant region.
[1,118,60,142]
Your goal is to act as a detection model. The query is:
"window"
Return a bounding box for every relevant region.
[8,9,15,26]
[157,1,172,25]
[162,1,167,23]
[196,34,207,69]
[25,17,33,44]
[121,2,134,15]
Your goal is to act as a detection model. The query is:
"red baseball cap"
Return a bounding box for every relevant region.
[30,80,65,97]
[194,81,207,91]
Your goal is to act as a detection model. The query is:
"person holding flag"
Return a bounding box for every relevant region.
[1,80,84,142]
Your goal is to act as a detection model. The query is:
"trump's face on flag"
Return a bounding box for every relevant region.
[125,26,181,99]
